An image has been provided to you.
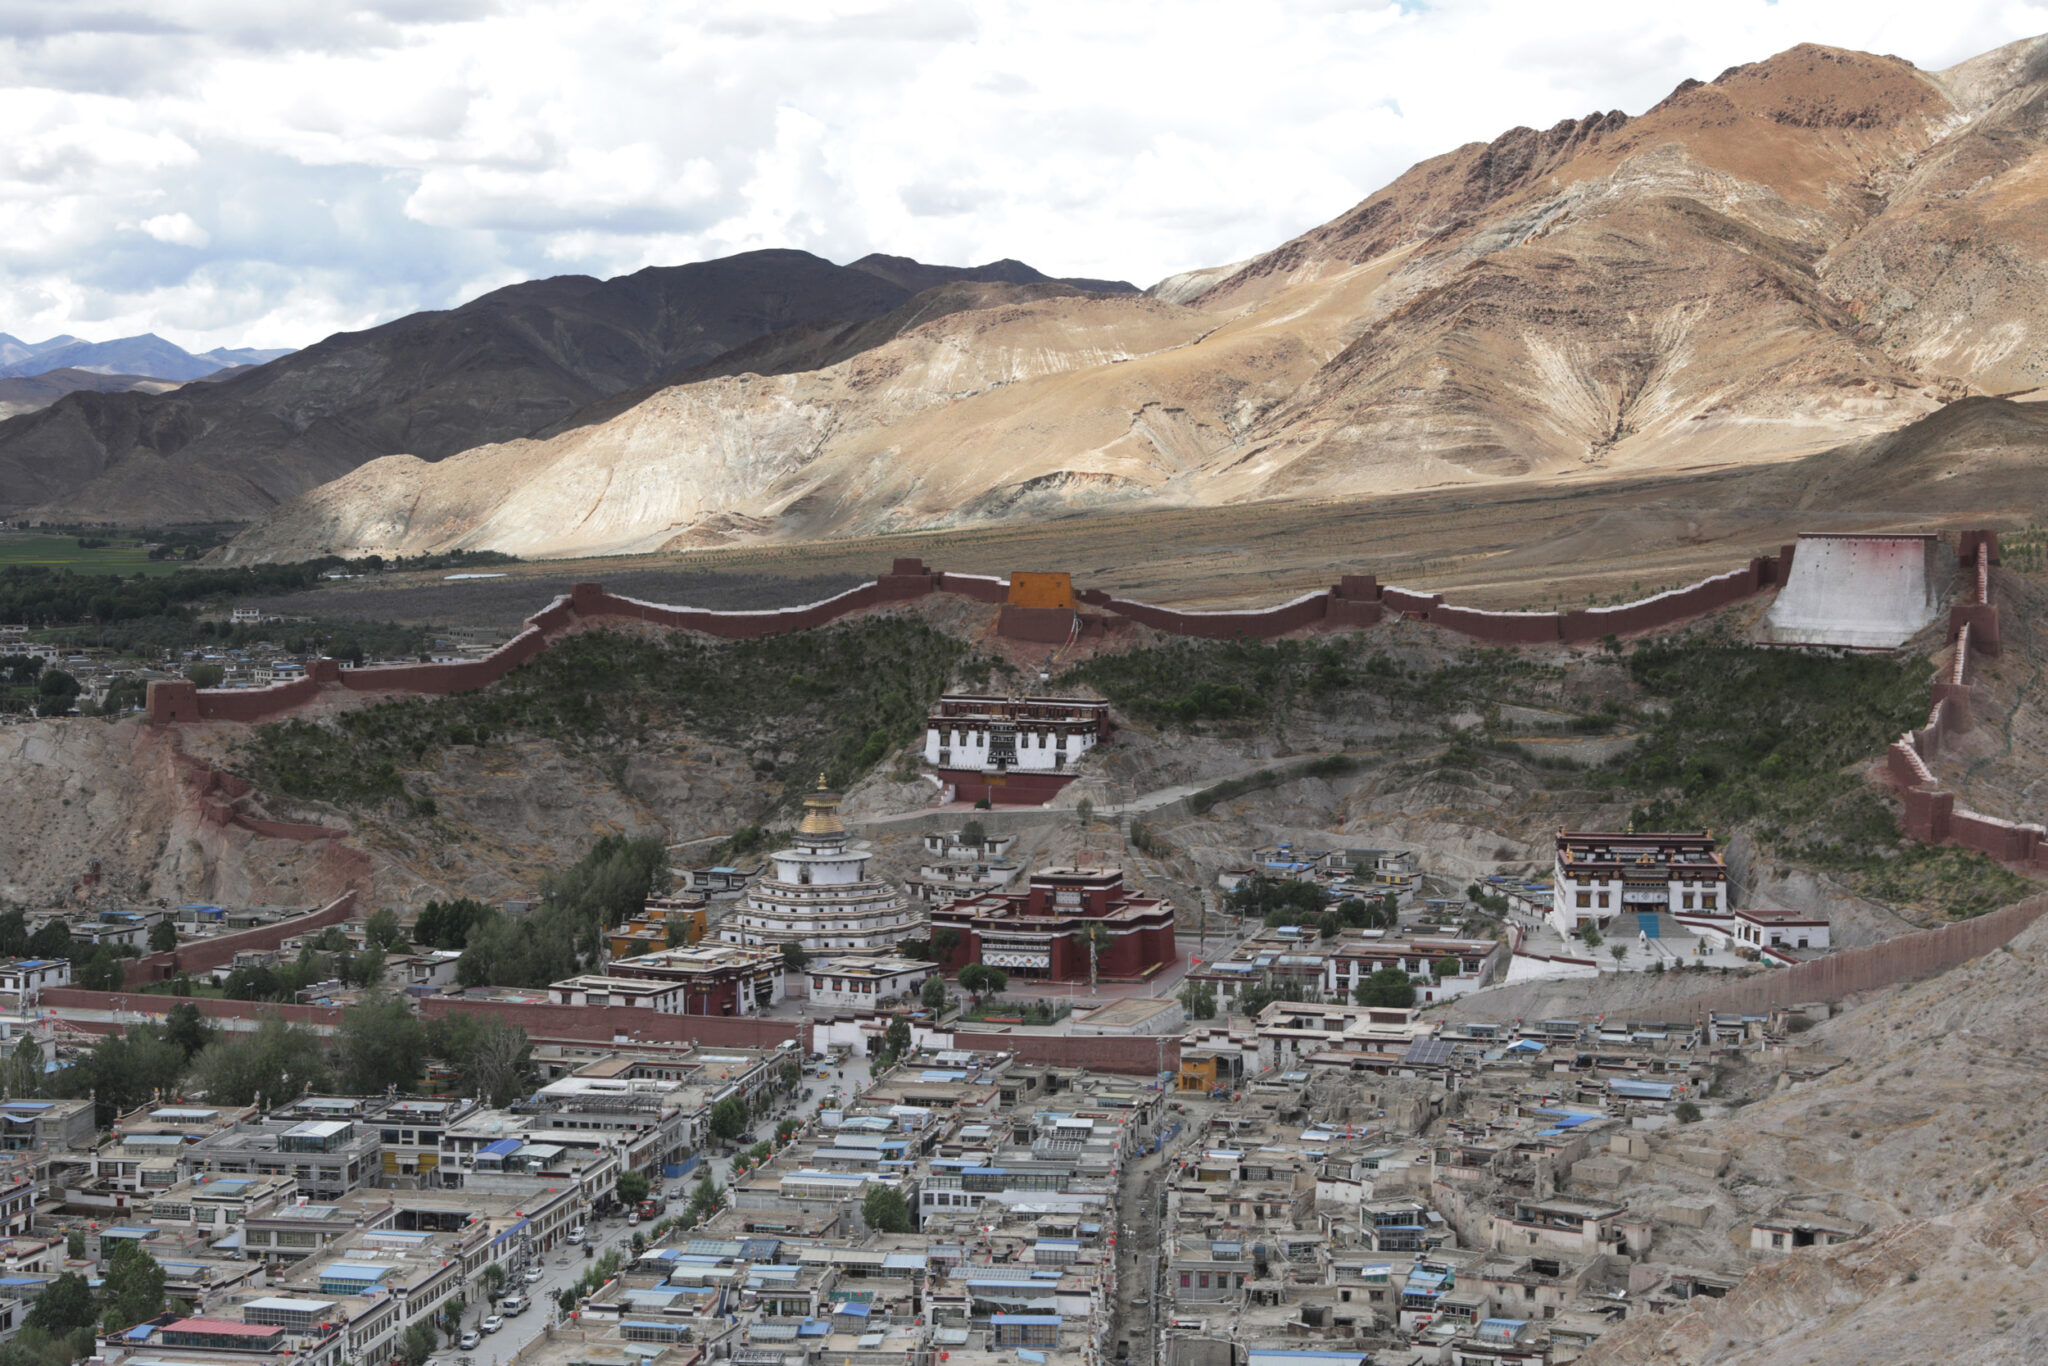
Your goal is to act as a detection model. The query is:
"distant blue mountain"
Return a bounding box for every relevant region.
[0,332,296,382]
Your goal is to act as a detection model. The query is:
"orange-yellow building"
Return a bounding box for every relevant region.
[607,895,709,960]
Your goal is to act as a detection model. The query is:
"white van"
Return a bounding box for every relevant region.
[502,1294,528,1316]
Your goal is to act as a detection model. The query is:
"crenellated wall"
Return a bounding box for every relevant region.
[122,888,361,983]
[1877,532,2048,871]
[145,543,1808,732]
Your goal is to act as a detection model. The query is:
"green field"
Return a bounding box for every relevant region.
[0,534,193,578]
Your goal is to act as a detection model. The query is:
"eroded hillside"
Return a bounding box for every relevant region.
[221,35,2048,563]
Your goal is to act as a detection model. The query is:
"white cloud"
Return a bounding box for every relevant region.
[0,0,2041,351]
[139,211,210,247]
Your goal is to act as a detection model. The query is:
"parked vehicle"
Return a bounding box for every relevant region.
[459,1333,481,1351]
[523,1267,544,1283]
[566,1226,585,1244]
[627,1212,640,1226]
[481,1315,505,1334]
[502,1295,528,1316]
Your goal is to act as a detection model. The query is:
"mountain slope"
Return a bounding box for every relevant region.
[0,333,250,381]
[0,250,917,521]
[0,368,184,420]
[847,252,1138,295]
[220,32,2048,561]
[0,250,1152,524]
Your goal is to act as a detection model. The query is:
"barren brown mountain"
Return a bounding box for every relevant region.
[0,251,1135,523]
[218,35,2048,564]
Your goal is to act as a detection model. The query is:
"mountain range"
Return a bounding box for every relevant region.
[0,334,297,420]
[0,255,1136,522]
[7,34,2047,558]
[0,332,292,381]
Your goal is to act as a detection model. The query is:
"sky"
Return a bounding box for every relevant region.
[3,0,2044,352]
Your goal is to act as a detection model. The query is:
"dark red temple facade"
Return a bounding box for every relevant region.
[930,867,1178,982]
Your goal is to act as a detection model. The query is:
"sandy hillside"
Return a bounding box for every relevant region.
[223,36,2048,563]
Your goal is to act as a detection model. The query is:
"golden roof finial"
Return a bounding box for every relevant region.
[800,779,845,838]
[817,772,829,790]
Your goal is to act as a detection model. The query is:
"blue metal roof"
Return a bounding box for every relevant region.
[479,1138,522,1157]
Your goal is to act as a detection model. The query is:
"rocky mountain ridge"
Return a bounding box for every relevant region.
[0,251,1133,524]
[221,33,2048,562]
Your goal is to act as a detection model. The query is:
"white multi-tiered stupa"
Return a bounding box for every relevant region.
[716,778,924,954]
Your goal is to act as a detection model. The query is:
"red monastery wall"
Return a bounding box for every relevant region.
[418,995,802,1048]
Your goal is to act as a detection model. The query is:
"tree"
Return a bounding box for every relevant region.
[428,1015,531,1106]
[1609,944,1630,970]
[862,1184,913,1233]
[25,920,69,961]
[1577,921,1603,949]
[75,946,126,993]
[959,819,986,850]
[183,663,225,688]
[365,907,403,949]
[1,1037,43,1100]
[689,1170,721,1219]
[480,1263,507,1301]
[24,1273,94,1336]
[882,1013,912,1061]
[1075,797,1095,829]
[399,1320,440,1366]
[0,909,24,959]
[1354,968,1417,1008]
[439,1295,467,1346]
[780,941,810,972]
[709,1097,747,1142]
[163,1002,213,1060]
[1316,912,1342,939]
[957,964,1007,1002]
[1675,1100,1703,1124]
[63,1024,189,1125]
[346,945,387,989]
[338,992,427,1094]
[188,1016,330,1106]
[1431,957,1459,980]
[414,897,492,950]
[100,1238,167,1330]
[1178,982,1217,1021]
[919,976,948,1012]
[36,669,79,715]
[147,920,177,953]
[616,1171,651,1206]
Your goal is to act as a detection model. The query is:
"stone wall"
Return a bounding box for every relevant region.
[126,889,361,983]
[1643,892,2048,1016]
[1877,532,2048,871]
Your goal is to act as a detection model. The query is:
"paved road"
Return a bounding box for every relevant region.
[443,1209,643,1366]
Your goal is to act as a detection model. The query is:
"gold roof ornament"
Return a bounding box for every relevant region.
[800,778,846,837]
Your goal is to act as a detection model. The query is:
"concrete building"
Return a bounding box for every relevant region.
[184,1112,383,1199]
[806,954,938,1009]
[547,974,689,1012]
[0,958,69,1000]
[607,944,786,1015]
[1551,831,1728,936]
[924,694,1110,806]
[1732,908,1832,955]
[930,866,1176,982]
[716,781,922,955]
[0,1097,94,1152]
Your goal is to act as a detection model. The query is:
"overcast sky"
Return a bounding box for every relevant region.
[4,0,2044,352]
